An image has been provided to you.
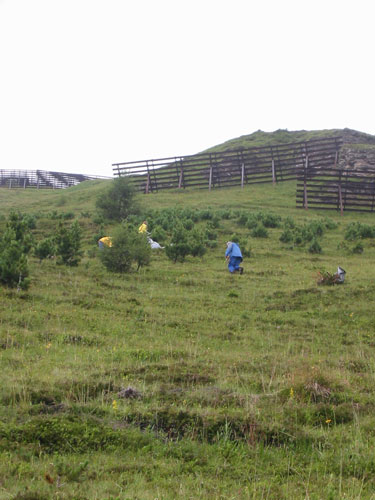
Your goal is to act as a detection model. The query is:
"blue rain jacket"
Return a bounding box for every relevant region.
[225,242,243,259]
[225,242,243,273]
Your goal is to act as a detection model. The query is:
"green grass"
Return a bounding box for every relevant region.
[201,127,375,154]
[2,180,375,499]
[202,128,344,153]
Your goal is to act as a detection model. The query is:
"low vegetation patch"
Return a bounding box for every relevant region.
[1,180,375,498]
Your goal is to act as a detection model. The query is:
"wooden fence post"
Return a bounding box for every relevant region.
[145,174,151,194]
[9,179,12,189]
[272,159,276,184]
[304,155,308,210]
[178,160,184,189]
[241,163,245,188]
[208,154,213,191]
[145,161,150,194]
[338,170,343,216]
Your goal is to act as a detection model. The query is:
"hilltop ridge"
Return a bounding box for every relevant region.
[203,128,375,153]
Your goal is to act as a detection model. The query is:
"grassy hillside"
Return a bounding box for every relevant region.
[1,181,375,499]
[202,127,375,153]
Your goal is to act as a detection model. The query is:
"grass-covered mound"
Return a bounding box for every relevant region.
[203,127,375,153]
[1,180,375,499]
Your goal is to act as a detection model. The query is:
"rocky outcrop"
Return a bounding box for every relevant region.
[339,145,375,170]
[337,129,375,170]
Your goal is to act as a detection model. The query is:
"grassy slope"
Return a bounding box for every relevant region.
[202,127,375,153]
[202,128,343,153]
[1,181,375,499]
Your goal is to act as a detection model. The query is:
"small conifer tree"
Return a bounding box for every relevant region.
[6,211,34,253]
[0,228,30,289]
[96,177,139,221]
[165,224,191,263]
[34,237,56,262]
[55,220,83,266]
[99,224,151,273]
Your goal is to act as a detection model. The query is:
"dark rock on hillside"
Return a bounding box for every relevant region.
[117,386,142,399]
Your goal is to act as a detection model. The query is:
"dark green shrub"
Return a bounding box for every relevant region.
[344,223,360,241]
[80,211,91,218]
[210,215,221,228]
[251,223,268,238]
[308,221,325,237]
[198,209,213,220]
[344,222,374,241]
[280,229,294,243]
[308,238,322,254]
[34,238,56,262]
[160,217,170,231]
[99,224,151,272]
[206,240,218,249]
[127,213,144,227]
[55,220,83,266]
[0,228,30,290]
[227,235,250,257]
[6,211,33,253]
[230,233,241,243]
[321,217,338,230]
[165,224,191,263]
[134,236,152,270]
[93,224,106,245]
[183,219,194,231]
[293,229,304,246]
[189,230,207,257]
[22,214,37,229]
[181,207,195,220]
[262,213,281,228]
[283,217,296,229]
[151,225,167,245]
[216,209,233,220]
[92,214,105,225]
[237,212,249,225]
[241,245,252,258]
[205,223,217,241]
[96,176,139,221]
[245,215,258,229]
[46,210,60,220]
[358,224,375,239]
[191,211,200,222]
[61,211,75,220]
[301,227,314,243]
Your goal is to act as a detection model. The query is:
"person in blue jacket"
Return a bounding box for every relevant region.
[225,241,244,274]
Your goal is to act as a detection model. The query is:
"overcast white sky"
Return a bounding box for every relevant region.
[0,0,374,177]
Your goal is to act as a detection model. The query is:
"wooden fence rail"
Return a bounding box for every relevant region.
[296,166,375,213]
[113,137,342,193]
[0,170,111,189]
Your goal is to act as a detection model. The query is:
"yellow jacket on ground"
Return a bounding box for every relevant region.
[98,236,113,247]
